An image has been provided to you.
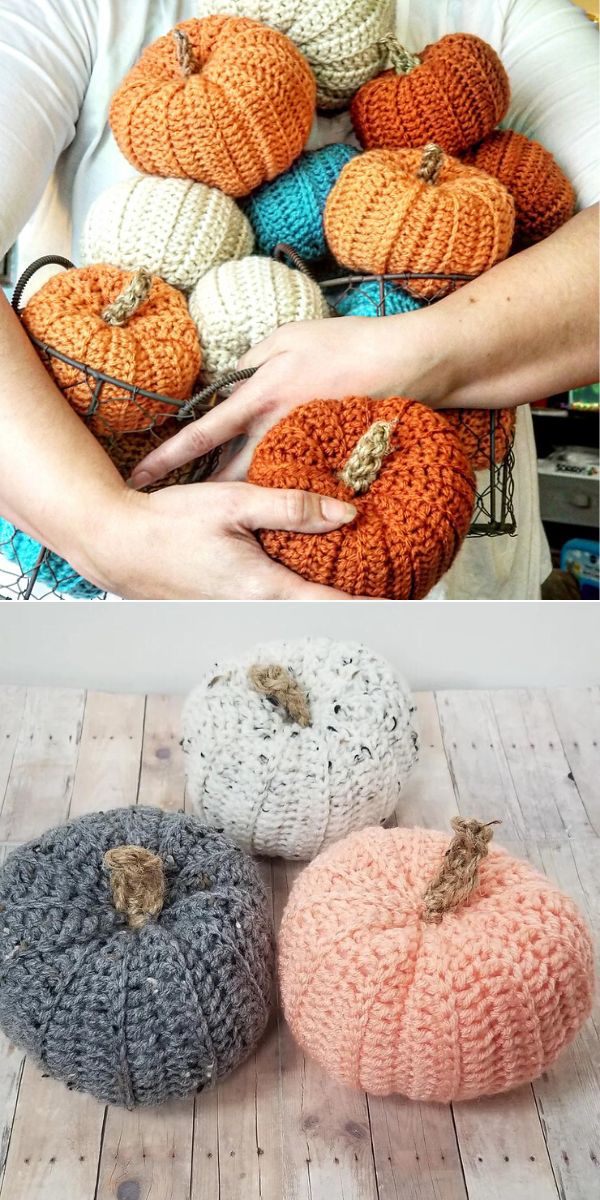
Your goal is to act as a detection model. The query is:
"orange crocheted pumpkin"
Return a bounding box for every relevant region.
[21,265,201,435]
[351,33,509,155]
[443,408,515,469]
[248,396,476,599]
[324,145,515,298]
[109,17,316,198]
[463,129,576,247]
[99,421,194,490]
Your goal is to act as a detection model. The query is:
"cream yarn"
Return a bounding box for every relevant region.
[195,1,394,108]
[181,638,419,860]
[81,176,254,293]
[188,256,329,381]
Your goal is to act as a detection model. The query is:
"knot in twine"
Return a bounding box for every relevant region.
[248,663,311,727]
[421,817,501,923]
[338,419,397,494]
[104,845,166,930]
[102,269,152,326]
[378,35,421,75]
[418,143,445,186]
[173,28,197,77]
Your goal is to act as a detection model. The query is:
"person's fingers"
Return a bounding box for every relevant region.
[237,329,285,371]
[212,436,259,481]
[239,538,355,600]
[128,392,254,488]
[223,483,357,534]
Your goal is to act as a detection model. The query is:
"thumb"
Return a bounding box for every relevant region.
[225,483,357,533]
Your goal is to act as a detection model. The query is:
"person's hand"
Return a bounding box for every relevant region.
[77,479,358,600]
[128,313,432,488]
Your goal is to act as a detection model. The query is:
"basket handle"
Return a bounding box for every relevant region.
[11,255,75,313]
[177,367,258,421]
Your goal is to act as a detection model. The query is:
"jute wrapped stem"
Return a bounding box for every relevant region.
[104,845,166,929]
[421,817,501,923]
[248,664,311,727]
[102,269,152,326]
[339,419,397,494]
[418,143,445,186]
[173,28,197,77]
[378,35,421,75]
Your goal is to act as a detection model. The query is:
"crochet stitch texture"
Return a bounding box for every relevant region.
[443,407,515,470]
[182,637,419,860]
[278,824,594,1100]
[82,176,254,292]
[328,279,424,317]
[242,144,359,260]
[188,256,329,381]
[109,17,315,196]
[0,518,100,598]
[0,807,275,1107]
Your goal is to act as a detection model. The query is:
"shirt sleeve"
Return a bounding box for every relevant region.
[0,0,97,257]
[500,0,599,208]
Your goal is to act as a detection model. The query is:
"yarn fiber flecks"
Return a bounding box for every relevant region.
[0,807,275,1107]
[351,33,510,155]
[324,146,515,298]
[188,256,329,381]
[82,176,254,292]
[109,17,316,196]
[248,395,476,599]
[182,637,419,860]
[278,822,594,1100]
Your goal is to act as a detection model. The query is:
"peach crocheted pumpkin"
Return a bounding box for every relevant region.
[279,820,594,1101]
[109,17,315,197]
[463,129,576,247]
[21,265,201,435]
[247,396,476,599]
[443,408,515,470]
[351,33,509,155]
[324,145,515,298]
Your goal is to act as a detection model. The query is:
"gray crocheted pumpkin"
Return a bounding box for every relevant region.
[0,807,275,1108]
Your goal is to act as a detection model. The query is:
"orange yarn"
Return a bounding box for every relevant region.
[247,396,476,599]
[463,129,576,247]
[324,146,515,298]
[443,408,515,469]
[279,823,594,1101]
[21,265,201,435]
[350,33,509,155]
[109,17,316,197]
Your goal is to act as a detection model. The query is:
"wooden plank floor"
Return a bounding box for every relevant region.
[0,685,598,1200]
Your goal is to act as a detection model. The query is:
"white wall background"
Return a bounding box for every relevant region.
[0,602,597,693]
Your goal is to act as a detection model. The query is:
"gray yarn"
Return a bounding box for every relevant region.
[0,806,275,1108]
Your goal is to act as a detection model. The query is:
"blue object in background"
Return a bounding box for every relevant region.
[242,143,359,260]
[327,278,425,317]
[560,538,599,600]
[0,517,100,598]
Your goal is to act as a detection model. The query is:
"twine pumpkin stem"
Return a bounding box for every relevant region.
[418,143,445,186]
[379,34,421,74]
[248,664,311,727]
[104,845,166,930]
[339,420,397,494]
[421,817,501,923]
[173,28,197,77]
[102,270,152,326]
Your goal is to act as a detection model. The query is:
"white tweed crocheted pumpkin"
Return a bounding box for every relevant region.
[195,0,394,108]
[181,638,419,860]
[188,257,329,382]
[81,176,254,293]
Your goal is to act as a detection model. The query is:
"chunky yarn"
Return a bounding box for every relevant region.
[188,256,329,381]
[242,144,359,260]
[0,518,100,598]
[21,264,201,435]
[82,176,254,292]
[279,821,594,1101]
[463,129,576,247]
[247,395,476,598]
[351,33,510,155]
[324,146,515,299]
[109,17,315,197]
[328,279,424,317]
[196,1,394,109]
[0,807,275,1107]
[182,637,419,860]
[443,408,516,470]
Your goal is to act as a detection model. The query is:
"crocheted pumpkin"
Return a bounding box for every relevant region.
[247,395,476,599]
[279,820,594,1100]
[109,17,315,197]
[351,33,509,155]
[443,408,516,470]
[188,257,329,381]
[324,145,515,298]
[182,637,419,860]
[0,807,275,1107]
[242,144,359,260]
[82,176,254,292]
[196,0,394,109]
[328,279,424,317]
[21,265,201,435]
[0,517,101,599]
[463,130,576,247]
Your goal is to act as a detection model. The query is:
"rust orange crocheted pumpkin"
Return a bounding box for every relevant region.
[21,265,201,435]
[443,408,515,470]
[324,145,515,298]
[109,17,316,198]
[350,33,509,155]
[463,130,576,247]
[247,396,476,599]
